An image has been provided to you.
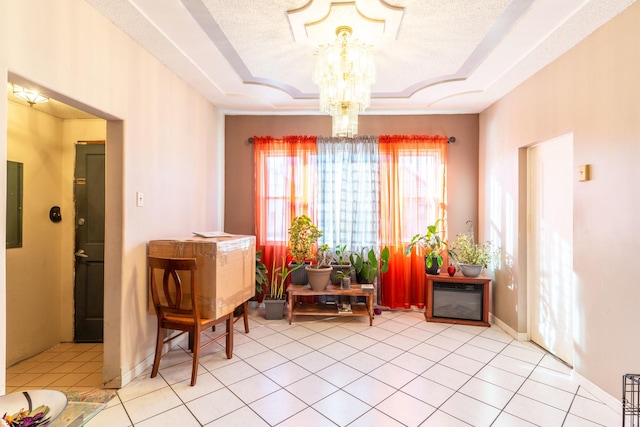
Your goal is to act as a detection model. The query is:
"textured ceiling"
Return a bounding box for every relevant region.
[55,0,640,115]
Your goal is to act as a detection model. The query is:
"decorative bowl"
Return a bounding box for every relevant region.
[0,390,67,426]
[459,264,483,277]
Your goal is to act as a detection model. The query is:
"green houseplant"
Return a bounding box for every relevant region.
[247,250,269,306]
[350,247,390,284]
[255,250,268,296]
[332,244,351,265]
[449,233,498,277]
[288,215,323,262]
[306,243,333,291]
[288,215,323,284]
[330,244,353,285]
[405,219,449,274]
[334,267,354,289]
[264,256,303,320]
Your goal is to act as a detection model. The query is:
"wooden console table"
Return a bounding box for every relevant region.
[287,283,374,325]
[425,273,491,327]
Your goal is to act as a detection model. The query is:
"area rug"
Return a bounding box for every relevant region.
[49,390,117,427]
[64,389,117,405]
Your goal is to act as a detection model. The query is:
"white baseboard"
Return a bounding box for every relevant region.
[572,371,622,415]
[490,314,529,341]
[491,315,621,416]
[120,335,188,388]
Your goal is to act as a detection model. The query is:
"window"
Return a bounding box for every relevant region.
[397,150,445,241]
[254,134,448,309]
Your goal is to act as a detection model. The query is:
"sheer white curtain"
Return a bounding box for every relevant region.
[316,136,379,251]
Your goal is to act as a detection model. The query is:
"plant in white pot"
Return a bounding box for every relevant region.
[334,267,354,290]
[288,215,323,284]
[405,219,449,274]
[306,243,333,291]
[264,257,303,320]
[330,244,353,285]
[449,233,498,277]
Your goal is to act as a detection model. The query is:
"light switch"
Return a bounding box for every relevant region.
[578,164,590,182]
[136,192,144,207]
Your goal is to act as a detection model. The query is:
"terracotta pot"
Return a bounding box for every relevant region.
[305,266,332,290]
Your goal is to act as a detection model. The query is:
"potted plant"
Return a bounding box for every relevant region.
[254,250,268,304]
[306,243,333,290]
[334,268,354,290]
[288,215,323,284]
[350,247,390,284]
[237,249,269,315]
[330,244,353,285]
[449,233,498,277]
[405,219,449,274]
[264,256,303,320]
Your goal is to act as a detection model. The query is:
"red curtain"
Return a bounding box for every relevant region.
[378,135,448,309]
[253,135,318,280]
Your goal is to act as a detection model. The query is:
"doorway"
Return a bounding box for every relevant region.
[527,133,574,365]
[5,79,122,388]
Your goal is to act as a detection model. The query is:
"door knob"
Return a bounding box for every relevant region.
[75,249,89,258]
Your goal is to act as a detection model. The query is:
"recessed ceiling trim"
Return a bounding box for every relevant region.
[84,0,637,113]
[289,0,403,46]
[181,0,313,99]
[376,0,536,99]
[183,0,534,101]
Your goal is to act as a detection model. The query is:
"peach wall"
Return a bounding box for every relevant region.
[6,101,64,365]
[225,114,480,239]
[480,1,640,397]
[0,0,223,390]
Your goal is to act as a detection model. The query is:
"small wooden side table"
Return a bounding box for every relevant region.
[287,283,374,325]
[425,273,491,327]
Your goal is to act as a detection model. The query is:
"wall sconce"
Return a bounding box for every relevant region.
[12,84,49,107]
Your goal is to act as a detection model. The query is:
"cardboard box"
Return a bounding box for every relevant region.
[148,235,255,319]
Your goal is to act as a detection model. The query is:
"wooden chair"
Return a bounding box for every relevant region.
[148,256,233,386]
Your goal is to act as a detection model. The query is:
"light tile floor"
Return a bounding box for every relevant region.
[8,308,622,426]
[6,343,104,392]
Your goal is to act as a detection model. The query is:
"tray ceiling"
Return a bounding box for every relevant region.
[83,0,635,114]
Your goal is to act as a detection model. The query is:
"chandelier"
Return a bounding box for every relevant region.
[313,26,375,137]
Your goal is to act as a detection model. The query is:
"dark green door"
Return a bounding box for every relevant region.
[74,143,105,342]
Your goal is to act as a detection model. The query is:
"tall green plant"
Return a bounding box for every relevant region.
[269,256,303,299]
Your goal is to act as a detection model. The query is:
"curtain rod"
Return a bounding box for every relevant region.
[247,136,456,144]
